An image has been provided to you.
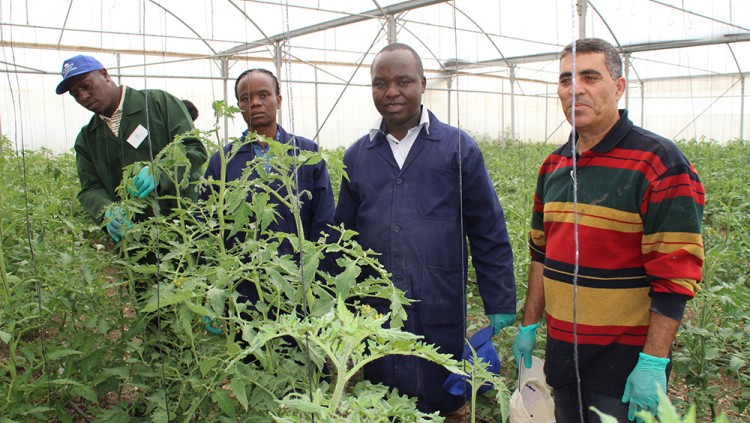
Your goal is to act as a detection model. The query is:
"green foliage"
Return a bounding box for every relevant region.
[1,127,748,422]
[670,139,750,421]
[592,389,731,423]
[0,116,507,421]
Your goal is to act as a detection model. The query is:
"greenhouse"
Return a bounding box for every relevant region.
[1,0,748,422]
[3,0,749,150]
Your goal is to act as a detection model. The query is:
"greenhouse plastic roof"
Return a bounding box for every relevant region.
[2,0,750,151]
[2,0,750,83]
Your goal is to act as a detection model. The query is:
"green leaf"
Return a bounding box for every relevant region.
[199,357,219,378]
[302,154,323,166]
[141,285,195,312]
[0,330,11,344]
[334,258,360,298]
[590,407,620,423]
[47,349,84,360]
[230,378,249,411]
[184,300,211,316]
[728,355,746,372]
[71,384,99,403]
[211,389,237,417]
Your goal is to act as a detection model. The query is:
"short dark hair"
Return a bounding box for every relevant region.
[561,38,623,79]
[234,68,280,100]
[374,43,424,77]
[182,99,199,121]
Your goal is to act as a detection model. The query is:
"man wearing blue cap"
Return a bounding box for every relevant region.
[56,54,207,243]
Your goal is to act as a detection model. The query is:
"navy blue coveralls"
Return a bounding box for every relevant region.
[335,110,516,413]
[202,125,335,305]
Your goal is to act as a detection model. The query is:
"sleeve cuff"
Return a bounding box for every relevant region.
[649,293,689,321]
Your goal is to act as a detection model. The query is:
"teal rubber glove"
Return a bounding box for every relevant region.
[129,166,156,198]
[488,313,515,335]
[622,352,669,422]
[103,206,131,243]
[512,323,539,369]
[203,316,222,335]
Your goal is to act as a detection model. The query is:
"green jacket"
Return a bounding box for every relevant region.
[74,87,207,221]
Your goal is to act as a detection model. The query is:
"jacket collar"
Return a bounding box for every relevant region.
[237,125,289,152]
[560,109,633,157]
[367,108,441,149]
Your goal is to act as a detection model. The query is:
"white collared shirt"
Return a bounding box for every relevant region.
[99,85,127,136]
[369,106,430,168]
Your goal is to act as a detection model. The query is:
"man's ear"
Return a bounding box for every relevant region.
[614,76,626,101]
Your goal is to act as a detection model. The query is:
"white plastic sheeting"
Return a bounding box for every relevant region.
[1,0,749,152]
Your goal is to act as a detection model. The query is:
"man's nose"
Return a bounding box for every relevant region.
[385,83,399,97]
[75,90,90,103]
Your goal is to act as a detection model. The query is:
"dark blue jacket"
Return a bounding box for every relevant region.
[203,125,335,304]
[334,110,515,412]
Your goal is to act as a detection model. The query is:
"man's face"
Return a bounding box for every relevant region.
[557,52,625,134]
[371,49,426,138]
[236,72,281,131]
[68,70,119,117]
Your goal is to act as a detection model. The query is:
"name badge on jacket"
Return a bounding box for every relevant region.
[126,124,149,149]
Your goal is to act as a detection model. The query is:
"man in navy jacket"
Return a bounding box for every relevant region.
[334,43,516,419]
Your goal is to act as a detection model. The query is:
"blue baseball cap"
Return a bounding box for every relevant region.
[56,55,104,94]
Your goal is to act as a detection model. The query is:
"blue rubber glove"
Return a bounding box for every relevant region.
[129,166,156,198]
[103,206,131,243]
[622,352,669,422]
[512,323,539,369]
[203,316,222,335]
[488,313,515,335]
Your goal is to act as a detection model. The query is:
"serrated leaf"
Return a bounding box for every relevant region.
[729,355,746,372]
[141,286,195,312]
[230,378,249,411]
[211,389,237,417]
[199,357,219,378]
[184,300,211,316]
[47,349,84,360]
[71,384,98,403]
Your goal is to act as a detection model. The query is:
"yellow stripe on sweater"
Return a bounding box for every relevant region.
[642,232,704,259]
[544,277,650,327]
[543,202,643,233]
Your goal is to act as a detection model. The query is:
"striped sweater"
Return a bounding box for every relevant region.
[529,110,705,396]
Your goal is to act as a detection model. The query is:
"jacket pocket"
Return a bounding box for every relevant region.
[418,265,464,325]
[417,167,459,220]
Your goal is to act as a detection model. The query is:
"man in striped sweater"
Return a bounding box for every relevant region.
[513,38,704,422]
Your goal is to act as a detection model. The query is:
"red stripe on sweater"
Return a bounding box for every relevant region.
[546,314,648,346]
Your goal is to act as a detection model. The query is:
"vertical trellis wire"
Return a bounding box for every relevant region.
[280,0,317,416]
[139,0,172,419]
[2,1,56,418]
[569,1,584,422]
[450,1,469,420]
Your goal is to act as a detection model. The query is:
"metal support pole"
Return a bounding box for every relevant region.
[446,76,452,125]
[577,0,588,38]
[741,75,746,141]
[275,42,283,125]
[314,67,320,141]
[640,80,645,128]
[501,90,505,142]
[220,56,230,143]
[387,15,398,44]
[510,65,516,141]
[544,83,549,140]
[116,53,121,85]
[623,53,630,109]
